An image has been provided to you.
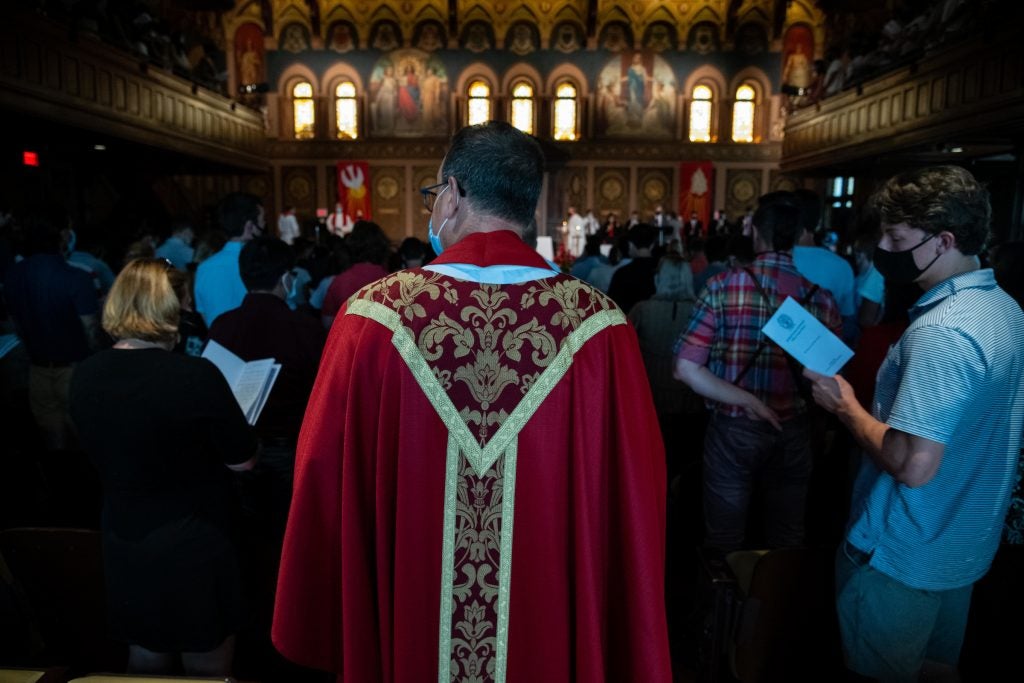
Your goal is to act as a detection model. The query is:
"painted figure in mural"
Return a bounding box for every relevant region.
[783,42,812,92]
[421,66,443,128]
[644,23,673,52]
[602,23,629,52]
[239,38,261,85]
[509,23,536,55]
[554,22,581,53]
[281,24,309,53]
[464,22,491,52]
[372,22,400,51]
[398,64,421,122]
[416,22,443,52]
[622,52,651,127]
[372,64,398,133]
[329,23,355,53]
[643,77,676,135]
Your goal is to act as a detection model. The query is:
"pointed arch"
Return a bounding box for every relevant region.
[501,63,543,94]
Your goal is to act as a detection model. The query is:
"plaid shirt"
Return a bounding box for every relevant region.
[674,251,842,421]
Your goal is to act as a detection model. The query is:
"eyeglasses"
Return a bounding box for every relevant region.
[420,180,466,211]
[420,182,447,211]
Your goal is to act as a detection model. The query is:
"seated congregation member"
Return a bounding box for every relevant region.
[69,258,258,676]
[608,222,659,314]
[207,237,326,541]
[320,220,390,328]
[673,199,842,551]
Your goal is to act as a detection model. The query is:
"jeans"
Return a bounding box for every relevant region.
[702,412,812,550]
[835,541,972,682]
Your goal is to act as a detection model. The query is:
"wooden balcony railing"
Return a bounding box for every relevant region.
[0,10,268,171]
[781,31,1024,173]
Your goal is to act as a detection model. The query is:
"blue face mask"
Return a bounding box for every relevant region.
[428,185,451,256]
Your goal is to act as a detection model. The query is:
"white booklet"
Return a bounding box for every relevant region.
[762,296,854,375]
[201,339,281,425]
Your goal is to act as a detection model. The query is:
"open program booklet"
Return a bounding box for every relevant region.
[201,339,280,425]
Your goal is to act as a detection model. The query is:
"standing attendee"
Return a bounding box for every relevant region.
[628,255,702,481]
[273,121,671,681]
[319,220,390,329]
[69,258,258,676]
[652,204,671,246]
[788,189,858,342]
[155,219,196,271]
[194,192,264,327]
[566,205,586,257]
[685,211,703,243]
[277,205,300,246]
[326,201,351,237]
[673,200,841,550]
[5,216,102,450]
[608,223,659,314]
[804,166,1024,683]
[582,208,600,237]
[208,237,326,542]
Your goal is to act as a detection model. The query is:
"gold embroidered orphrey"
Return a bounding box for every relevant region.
[346,270,625,683]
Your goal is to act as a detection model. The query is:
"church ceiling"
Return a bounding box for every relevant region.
[221,1,824,50]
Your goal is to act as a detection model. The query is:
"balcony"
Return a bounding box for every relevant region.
[0,10,267,171]
[781,30,1024,173]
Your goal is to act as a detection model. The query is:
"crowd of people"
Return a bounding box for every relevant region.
[2,123,1024,681]
[31,0,230,96]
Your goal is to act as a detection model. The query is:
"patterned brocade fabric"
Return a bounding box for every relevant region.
[348,269,623,683]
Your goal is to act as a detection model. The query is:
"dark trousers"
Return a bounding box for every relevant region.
[702,413,813,551]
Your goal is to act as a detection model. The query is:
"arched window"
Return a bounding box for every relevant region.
[689,84,713,142]
[510,81,534,135]
[335,81,358,140]
[292,81,315,140]
[552,81,578,141]
[467,80,491,126]
[688,84,712,142]
[731,83,756,143]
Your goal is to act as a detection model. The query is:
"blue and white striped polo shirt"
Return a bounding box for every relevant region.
[847,268,1024,591]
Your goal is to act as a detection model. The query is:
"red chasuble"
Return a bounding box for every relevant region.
[273,231,671,682]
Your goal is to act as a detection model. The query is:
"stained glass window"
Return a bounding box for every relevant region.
[553,82,578,141]
[510,81,534,135]
[467,80,491,126]
[731,84,756,143]
[335,81,357,140]
[689,84,713,142]
[292,81,315,140]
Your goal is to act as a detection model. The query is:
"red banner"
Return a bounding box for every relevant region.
[330,161,371,235]
[679,161,714,237]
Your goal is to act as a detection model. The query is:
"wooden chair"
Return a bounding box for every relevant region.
[696,546,845,682]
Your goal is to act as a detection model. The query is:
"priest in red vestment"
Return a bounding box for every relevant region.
[273,121,672,682]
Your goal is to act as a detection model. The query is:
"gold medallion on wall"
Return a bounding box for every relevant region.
[726,169,761,220]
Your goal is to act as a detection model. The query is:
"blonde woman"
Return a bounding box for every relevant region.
[69,258,257,676]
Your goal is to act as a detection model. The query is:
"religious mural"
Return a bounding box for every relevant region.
[461,20,494,52]
[736,22,769,55]
[369,50,449,137]
[327,21,357,53]
[599,21,633,53]
[551,21,583,53]
[370,20,402,51]
[687,22,720,54]
[279,22,310,52]
[596,51,677,138]
[234,22,264,86]
[507,21,539,55]
[413,20,446,52]
[782,24,815,93]
[642,22,677,53]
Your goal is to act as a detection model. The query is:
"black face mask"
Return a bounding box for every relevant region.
[873,232,940,284]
